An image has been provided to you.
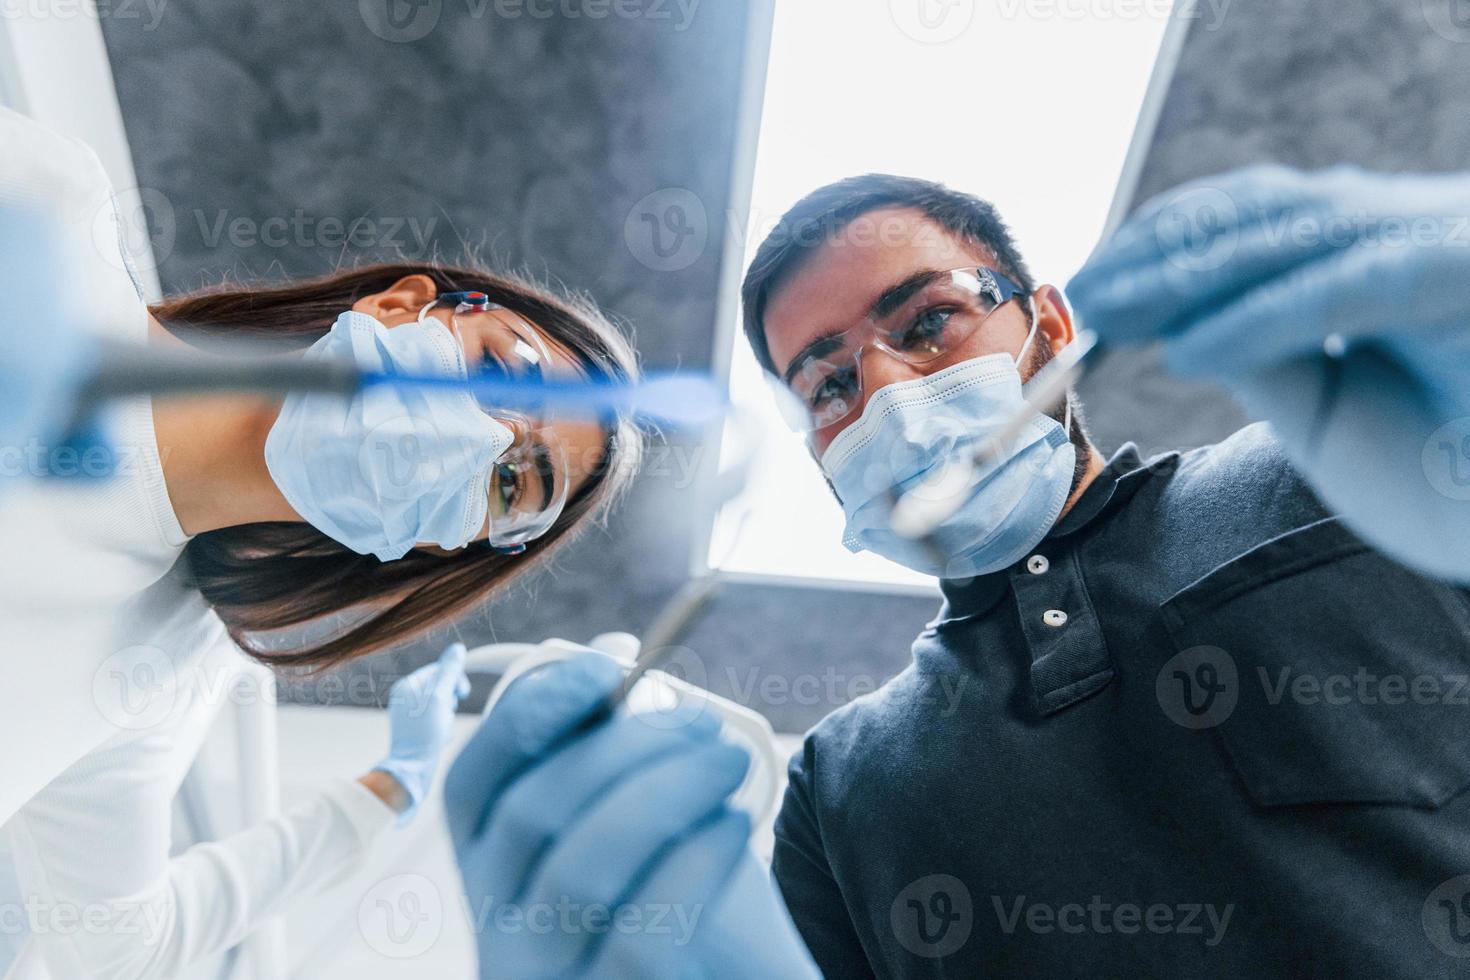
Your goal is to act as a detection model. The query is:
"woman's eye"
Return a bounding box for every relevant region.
[481,342,508,373]
[491,461,521,516]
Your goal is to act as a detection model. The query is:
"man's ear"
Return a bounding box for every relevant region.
[352,274,440,326]
[1031,284,1076,356]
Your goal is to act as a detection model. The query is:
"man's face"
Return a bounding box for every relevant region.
[763,207,1065,459]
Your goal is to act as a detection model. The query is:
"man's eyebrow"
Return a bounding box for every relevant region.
[868,268,946,320]
[781,331,847,385]
[779,268,948,383]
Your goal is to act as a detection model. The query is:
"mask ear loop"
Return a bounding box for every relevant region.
[1014,293,1042,368]
[417,298,470,350]
[1016,296,1073,437]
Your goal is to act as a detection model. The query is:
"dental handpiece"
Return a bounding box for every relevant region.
[76,338,725,425]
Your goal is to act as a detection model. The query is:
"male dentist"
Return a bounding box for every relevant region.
[444,170,1470,979]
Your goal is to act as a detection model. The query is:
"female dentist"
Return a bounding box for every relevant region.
[0,105,640,979]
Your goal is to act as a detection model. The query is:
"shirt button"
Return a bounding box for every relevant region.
[1026,555,1050,575]
[1043,609,1068,628]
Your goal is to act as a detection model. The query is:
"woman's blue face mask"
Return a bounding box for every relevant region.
[265,310,515,561]
[818,325,1076,580]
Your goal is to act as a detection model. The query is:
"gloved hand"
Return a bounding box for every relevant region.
[373,642,471,824]
[0,208,97,483]
[1069,164,1470,583]
[444,651,820,980]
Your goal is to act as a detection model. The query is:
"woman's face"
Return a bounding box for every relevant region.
[353,277,609,548]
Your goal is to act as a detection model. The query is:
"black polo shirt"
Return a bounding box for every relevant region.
[772,423,1470,979]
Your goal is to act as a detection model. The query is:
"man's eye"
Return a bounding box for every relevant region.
[897,308,954,350]
[810,369,858,409]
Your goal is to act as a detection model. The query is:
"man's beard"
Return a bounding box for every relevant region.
[1027,332,1093,497]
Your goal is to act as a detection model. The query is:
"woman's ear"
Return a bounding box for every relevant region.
[1032,284,1075,356]
[352,274,440,326]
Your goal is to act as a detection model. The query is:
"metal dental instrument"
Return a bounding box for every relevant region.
[578,572,725,730]
[887,329,1104,542]
[74,337,726,426]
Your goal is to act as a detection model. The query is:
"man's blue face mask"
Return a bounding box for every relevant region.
[819,324,1076,580]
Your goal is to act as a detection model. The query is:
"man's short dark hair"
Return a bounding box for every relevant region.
[740,174,1037,376]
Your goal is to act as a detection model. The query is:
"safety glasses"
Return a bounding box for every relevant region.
[429,291,572,553]
[774,266,1029,433]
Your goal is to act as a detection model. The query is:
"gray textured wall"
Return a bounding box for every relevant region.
[100,0,1470,730]
[100,0,754,707]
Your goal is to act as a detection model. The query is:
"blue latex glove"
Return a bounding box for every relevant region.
[374,642,472,824]
[444,652,820,980]
[0,208,97,487]
[1069,164,1470,583]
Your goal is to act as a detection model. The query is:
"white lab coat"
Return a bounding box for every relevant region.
[0,107,395,979]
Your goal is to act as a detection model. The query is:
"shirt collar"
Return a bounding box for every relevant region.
[930,442,1162,625]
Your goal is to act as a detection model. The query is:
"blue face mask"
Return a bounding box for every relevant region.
[265,310,515,561]
[819,340,1076,580]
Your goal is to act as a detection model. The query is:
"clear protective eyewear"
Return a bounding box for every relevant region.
[421,291,572,554]
[774,266,1029,433]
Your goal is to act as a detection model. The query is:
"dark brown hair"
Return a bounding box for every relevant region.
[741,174,1036,375]
[151,261,641,670]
